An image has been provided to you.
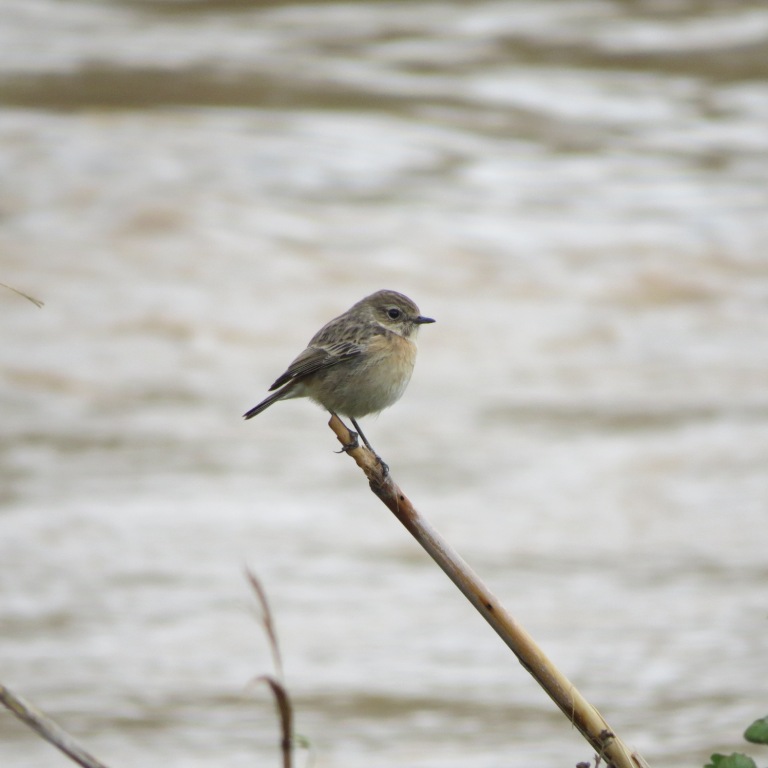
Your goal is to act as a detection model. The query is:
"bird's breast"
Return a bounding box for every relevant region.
[307,332,418,418]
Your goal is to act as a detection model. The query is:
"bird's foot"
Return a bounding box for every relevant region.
[335,429,360,454]
[374,455,390,477]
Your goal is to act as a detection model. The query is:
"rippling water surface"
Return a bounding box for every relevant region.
[2,2,768,767]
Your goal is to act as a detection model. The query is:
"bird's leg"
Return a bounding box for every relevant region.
[332,412,360,453]
[349,418,374,453]
[331,414,389,476]
[350,418,389,477]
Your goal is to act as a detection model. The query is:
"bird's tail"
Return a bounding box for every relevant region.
[243,387,290,420]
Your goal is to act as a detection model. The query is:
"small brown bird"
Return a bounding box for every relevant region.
[243,290,435,455]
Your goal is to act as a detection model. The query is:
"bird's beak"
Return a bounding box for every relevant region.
[415,315,436,324]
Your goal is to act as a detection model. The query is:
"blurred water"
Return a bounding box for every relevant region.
[2,2,768,767]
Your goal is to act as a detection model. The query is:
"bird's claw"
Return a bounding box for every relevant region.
[375,455,390,477]
[335,429,360,454]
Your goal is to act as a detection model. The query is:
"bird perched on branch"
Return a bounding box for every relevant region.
[243,289,435,458]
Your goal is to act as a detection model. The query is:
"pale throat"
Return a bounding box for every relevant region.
[379,322,417,340]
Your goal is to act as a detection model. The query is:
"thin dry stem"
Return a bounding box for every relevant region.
[254,675,293,768]
[327,413,650,768]
[0,684,110,768]
[1,281,44,307]
[246,568,284,679]
[246,570,293,768]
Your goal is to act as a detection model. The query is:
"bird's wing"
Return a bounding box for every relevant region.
[268,340,364,391]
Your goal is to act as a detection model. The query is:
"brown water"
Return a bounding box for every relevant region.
[2,2,768,767]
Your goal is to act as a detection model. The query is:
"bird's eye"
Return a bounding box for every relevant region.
[387,307,401,319]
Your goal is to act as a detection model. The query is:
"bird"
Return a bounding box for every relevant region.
[243,290,435,458]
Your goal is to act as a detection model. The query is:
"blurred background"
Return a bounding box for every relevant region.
[2,1,768,766]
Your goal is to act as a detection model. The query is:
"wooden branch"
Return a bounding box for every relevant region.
[0,684,110,768]
[328,414,650,768]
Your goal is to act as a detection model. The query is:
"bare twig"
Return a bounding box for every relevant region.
[1,282,44,307]
[0,684,110,768]
[327,414,650,768]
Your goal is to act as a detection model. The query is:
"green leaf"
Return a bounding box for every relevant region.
[704,754,757,768]
[744,716,768,745]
